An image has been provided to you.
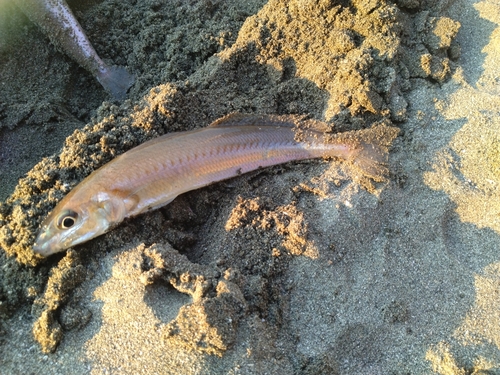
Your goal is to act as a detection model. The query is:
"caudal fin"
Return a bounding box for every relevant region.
[350,141,390,182]
[330,121,399,185]
[96,65,135,101]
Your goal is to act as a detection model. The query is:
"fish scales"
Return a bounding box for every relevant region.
[33,114,398,256]
[104,126,316,216]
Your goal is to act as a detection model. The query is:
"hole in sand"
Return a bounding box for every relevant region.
[143,280,191,324]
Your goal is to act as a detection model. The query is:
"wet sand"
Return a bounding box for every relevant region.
[1,0,500,374]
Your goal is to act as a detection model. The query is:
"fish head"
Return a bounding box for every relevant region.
[33,192,126,256]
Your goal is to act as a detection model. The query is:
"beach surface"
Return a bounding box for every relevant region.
[1,0,500,374]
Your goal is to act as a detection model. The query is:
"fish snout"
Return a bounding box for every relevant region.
[32,227,61,257]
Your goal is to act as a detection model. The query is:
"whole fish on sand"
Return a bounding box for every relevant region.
[33,113,399,256]
[13,0,134,100]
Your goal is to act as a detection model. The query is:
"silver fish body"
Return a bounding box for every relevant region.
[33,114,396,256]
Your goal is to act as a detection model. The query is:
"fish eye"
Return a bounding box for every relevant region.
[57,210,79,229]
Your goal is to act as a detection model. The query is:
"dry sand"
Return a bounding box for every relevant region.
[1,0,500,374]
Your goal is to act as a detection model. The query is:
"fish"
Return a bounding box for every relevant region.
[14,0,134,100]
[33,113,399,256]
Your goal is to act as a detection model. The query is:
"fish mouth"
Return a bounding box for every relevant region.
[33,242,50,257]
[32,226,69,256]
[32,231,58,257]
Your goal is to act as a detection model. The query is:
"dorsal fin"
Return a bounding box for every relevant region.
[208,112,331,133]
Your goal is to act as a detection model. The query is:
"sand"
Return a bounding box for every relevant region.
[1,0,500,374]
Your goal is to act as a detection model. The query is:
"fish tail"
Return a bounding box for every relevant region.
[96,65,135,101]
[349,140,390,181]
[328,122,399,183]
